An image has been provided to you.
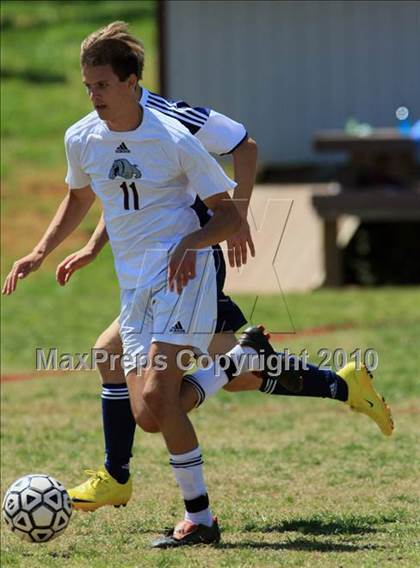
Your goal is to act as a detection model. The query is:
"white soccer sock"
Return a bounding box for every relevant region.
[170,446,213,527]
[184,345,263,406]
[184,362,228,406]
[226,344,264,374]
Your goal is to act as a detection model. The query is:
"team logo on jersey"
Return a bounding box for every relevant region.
[109,159,142,180]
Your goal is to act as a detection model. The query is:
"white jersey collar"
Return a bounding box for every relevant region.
[139,87,150,107]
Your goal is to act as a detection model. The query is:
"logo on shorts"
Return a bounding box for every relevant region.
[170,321,185,333]
[109,158,142,179]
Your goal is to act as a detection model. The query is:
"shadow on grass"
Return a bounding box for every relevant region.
[261,518,377,535]
[218,538,380,552]
[244,513,399,536]
[20,549,74,560]
[1,68,67,84]
[47,551,73,559]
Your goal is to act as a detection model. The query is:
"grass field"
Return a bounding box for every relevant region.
[2,286,420,567]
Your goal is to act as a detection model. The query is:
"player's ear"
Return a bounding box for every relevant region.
[127,73,138,92]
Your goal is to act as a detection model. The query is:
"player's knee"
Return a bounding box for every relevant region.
[142,379,172,422]
[141,385,166,420]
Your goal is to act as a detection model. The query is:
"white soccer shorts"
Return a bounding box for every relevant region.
[119,250,217,375]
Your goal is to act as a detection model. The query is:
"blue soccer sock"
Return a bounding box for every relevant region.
[101,383,136,484]
[259,356,348,401]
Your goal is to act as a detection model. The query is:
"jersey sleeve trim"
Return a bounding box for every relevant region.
[220,131,249,155]
[145,91,210,135]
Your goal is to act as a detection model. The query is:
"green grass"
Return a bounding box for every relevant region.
[1,1,158,182]
[1,287,420,566]
[2,259,420,377]
[1,381,419,567]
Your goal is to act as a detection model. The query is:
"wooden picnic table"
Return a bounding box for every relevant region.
[314,128,416,153]
[313,128,419,188]
[311,187,420,286]
[312,128,419,285]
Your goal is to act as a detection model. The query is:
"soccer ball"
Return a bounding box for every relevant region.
[2,474,72,543]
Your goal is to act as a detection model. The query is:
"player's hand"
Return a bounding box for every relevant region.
[2,252,43,295]
[168,242,197,295]
[56,247,96,286]
[226,218,255,268]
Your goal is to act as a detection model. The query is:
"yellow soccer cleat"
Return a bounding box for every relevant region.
[338,362,394,437]
[68,469,133,512]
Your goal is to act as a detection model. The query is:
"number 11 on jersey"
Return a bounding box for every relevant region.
[120,182,140,210]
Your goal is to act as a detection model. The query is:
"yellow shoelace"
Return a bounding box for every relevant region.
[84,469,110,488]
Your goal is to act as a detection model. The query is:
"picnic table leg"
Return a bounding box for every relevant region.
[323,219,343,287]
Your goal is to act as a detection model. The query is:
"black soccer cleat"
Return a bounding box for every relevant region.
[238,325,303,393]
[151,518,221,548]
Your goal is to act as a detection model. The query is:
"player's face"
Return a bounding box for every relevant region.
[82,64,137,121]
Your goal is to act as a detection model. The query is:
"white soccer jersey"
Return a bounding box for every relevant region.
[65,107,236,289]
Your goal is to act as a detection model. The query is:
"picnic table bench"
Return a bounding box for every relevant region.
[311,187,420,286]
[312,128,419,286]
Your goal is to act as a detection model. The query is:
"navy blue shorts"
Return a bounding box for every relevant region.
[212,245,247,333]
[191,196,247,333]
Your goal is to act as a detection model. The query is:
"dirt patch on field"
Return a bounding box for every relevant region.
[0,370,72,383]
[269,322,355,341]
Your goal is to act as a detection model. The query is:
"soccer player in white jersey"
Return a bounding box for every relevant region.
[4,28,245,546]
[3,22,394,540]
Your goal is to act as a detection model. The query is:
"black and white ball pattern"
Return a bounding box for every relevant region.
[2,474,72,543]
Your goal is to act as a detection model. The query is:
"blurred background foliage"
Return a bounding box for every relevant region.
[1,1,158,183]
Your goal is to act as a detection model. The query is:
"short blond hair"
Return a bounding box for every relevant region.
[81,21,145,80]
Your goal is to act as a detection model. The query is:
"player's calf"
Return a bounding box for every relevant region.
[133,406,161,433]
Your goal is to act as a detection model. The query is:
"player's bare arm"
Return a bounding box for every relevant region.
[228,136,258,268]
[2,186,95,295]
[56,212,108,286]
[168,191,241,294]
